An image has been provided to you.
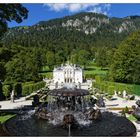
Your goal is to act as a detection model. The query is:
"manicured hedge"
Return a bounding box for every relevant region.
[2,85,11,99]
[22,81,46,96]
[107,86,115,95]
[84,74,95,79]
[22,85,30,96]
[94,75,140,95]
[1,81,46,100]
[22,81,34,86]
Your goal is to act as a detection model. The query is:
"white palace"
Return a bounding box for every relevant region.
[53,64,83,84]
[44,63,92,90]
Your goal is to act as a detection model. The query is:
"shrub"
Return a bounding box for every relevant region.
[121,109,126,117]
[94,79,140,96]
[106,94,113,100]
[108,86,115,95]
[28,84,33,94]
[94,82,99,89]
[116,83,126,92]
[22,81,45,96]
[100,82,105,92]
[124,106,129,114]
[85,74,95,79]
[22,81,34,86]
[3,85,11,99]
[95,75,102,83]
[125,85,133,94]
[0,82,4,101]
[22,85,30,96]
[14,82,22,97]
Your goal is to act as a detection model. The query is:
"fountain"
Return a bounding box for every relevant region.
[2,85,137,136]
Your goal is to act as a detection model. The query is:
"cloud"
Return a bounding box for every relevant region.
[88,4,111,15]
[43,4,111,15]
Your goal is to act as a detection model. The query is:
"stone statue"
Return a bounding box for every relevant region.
[90,97,97,106]
[96,96,105,107]
[85,108,102,121]
[118,91,121,96]
[55,82,58,89]
[79,82,81,89]
[62,114,76,128]
[132,100,140,123]
[122,90,127,98]
[129,95,135,100]
[32,95,39,107]
[93,109,102,120]
[114,90,118,96]
[10,90,14,103]
[35,107,51,120]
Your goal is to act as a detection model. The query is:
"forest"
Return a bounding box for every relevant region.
[1,4,140,100]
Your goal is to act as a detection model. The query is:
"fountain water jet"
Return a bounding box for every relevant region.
[68,124,71,137]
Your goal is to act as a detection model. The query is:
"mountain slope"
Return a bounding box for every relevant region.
[1,12,140,52]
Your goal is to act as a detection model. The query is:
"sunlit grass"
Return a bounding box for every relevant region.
[41,66,50,72]
[83,62,108,76]
[40,72,53,78]
[0,114,15,123]
[84,66,107,75]
[39,66,53,78]
[127,114,137,121]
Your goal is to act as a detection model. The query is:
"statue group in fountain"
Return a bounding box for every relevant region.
[34,90,103,128]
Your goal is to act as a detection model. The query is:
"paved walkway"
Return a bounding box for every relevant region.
[0,94,139,110]
[105,96,139,108]
[0,97,33,110]
[137,132,140,136]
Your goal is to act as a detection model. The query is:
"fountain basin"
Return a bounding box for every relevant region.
[3,111,136,136]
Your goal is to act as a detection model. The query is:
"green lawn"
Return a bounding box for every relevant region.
[39,66,53,78]
[0,114,15,123]
[82,61,108,76]
[84,65,108,75]
[127,114,137,121]
[40,62,108,78]
[40,72,53,78]
[41,66,50,72]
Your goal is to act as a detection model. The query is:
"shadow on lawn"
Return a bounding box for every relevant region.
[85,68,96,71]
[85,67,108,71]
[39,70,52,73]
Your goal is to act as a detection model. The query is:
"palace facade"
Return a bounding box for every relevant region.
[53,64,83,84]
[44,63,92,90]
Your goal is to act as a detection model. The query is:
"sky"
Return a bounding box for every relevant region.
[8,3,140,27]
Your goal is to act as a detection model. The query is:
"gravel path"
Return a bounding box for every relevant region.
[105,96,139,108]
[0,97,32,110]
